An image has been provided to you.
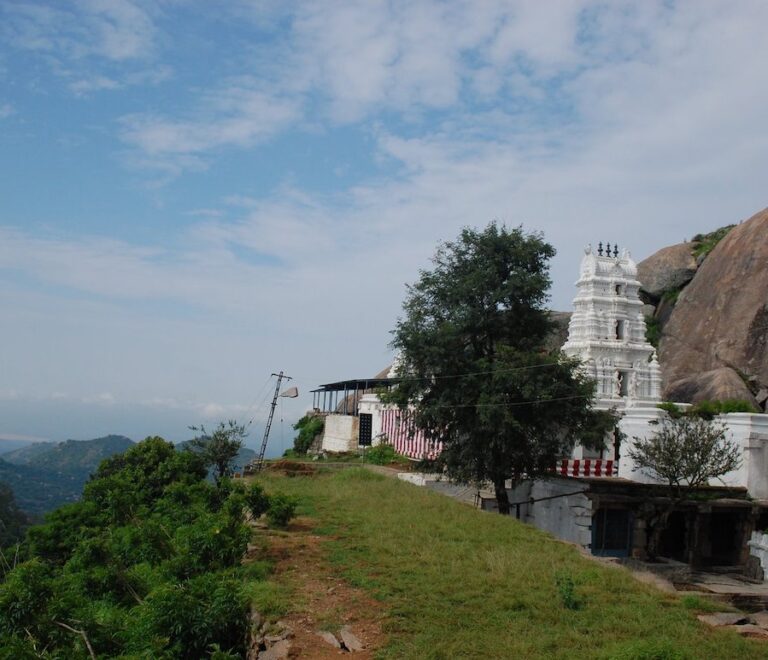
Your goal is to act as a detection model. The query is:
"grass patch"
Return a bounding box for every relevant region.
[255,469,765,659]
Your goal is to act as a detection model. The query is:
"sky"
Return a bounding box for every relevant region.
[1,1,768,451]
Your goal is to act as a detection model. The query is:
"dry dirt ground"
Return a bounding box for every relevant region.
[260,517,387,658]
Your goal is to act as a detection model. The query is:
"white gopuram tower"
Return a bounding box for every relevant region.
[562,242,662,411]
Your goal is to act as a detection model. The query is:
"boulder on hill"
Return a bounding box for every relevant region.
[665,367,758,408]
[659,207,768,403]
[637,241,698,301]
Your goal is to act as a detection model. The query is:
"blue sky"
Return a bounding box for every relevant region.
[1,1,768,448]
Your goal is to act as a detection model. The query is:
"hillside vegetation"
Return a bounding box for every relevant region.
[0,437,288,657]
[257,468,765,659]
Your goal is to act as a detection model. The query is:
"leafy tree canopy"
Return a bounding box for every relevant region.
[292,414,324,455]
[629,415,741,493]
[387,223,615,513]
[188,421,248,484]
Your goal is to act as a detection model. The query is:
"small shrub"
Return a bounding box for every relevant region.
[266,495,296,529]
[679,594,723,612]
[689,399,757,419]
[715,399,758,414]
[661,288,680,304]
[245,483,270,519]
[656,402,683,419]
[555,572,581,610]
[365,443,408,466]
[645,315,662,348]
[691,224,735,261]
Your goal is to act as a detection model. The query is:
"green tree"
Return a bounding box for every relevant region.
[0,483,28,548]
[188,421,247,484]
[388,223,615,514]
[630,415,741,492]
[291,414,324,455]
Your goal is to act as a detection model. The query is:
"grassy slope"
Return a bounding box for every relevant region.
[258,468,767,660]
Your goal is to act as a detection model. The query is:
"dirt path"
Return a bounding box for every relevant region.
[260,517,387,658]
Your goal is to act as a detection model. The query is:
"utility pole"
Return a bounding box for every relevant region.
[251,371,292,473]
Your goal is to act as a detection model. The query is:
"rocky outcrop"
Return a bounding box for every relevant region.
[664,367,757,408]
[659,207,768,404]
[637,242,698,301]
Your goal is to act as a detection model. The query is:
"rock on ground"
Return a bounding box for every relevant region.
[316,631,341,648]
[258,639,291,659]
[340,625,365,652]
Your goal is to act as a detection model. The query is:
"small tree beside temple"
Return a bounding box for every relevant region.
[387,223,617,514]
[629,414,742,557]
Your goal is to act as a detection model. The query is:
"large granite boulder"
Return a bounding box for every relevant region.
[637,242,698,300]
[665,367,757,408]
[659,207,768,402]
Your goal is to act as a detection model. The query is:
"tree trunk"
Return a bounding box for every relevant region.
[646,504,676,560]
[494,478,511,516]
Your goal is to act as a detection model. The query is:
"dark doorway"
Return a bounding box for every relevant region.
[706,512,741,566]
[592,508,633,557]
[658,511,687,561]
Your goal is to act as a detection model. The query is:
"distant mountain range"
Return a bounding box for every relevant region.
[0,435,134,517]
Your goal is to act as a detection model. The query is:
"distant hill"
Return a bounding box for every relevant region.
[0,438,50,455]
[1,441,57,465]
[20,435,134,474]
[0,435,135,517]
[0,459,82,518]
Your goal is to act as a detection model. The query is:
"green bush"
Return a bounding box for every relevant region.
[691,224,735,261]
[658,399,757,421]
[555,572,581,610]
[292,415,324,455]
[364,443,408,465]
[645,315,662,348]
[245,483,271,519]
[266,495,296,528]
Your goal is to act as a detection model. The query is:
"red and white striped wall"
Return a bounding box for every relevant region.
[557,459,617,478]
[379,405,617,477]
[380,408,443,460]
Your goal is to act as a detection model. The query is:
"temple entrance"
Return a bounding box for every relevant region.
[592,508,633,557]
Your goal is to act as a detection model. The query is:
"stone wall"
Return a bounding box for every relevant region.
[321,414,359,452]
[748,531,768,582]
[505,479,593,548]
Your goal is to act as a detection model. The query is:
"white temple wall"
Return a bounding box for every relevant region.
[618,411,768,498]
[357,393,386,447]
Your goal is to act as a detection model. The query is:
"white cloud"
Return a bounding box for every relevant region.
[0,103,13,119]
[3,0,156,61]
[82,392,116,405]
[120,83,301,172]
[69,74,121,94]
